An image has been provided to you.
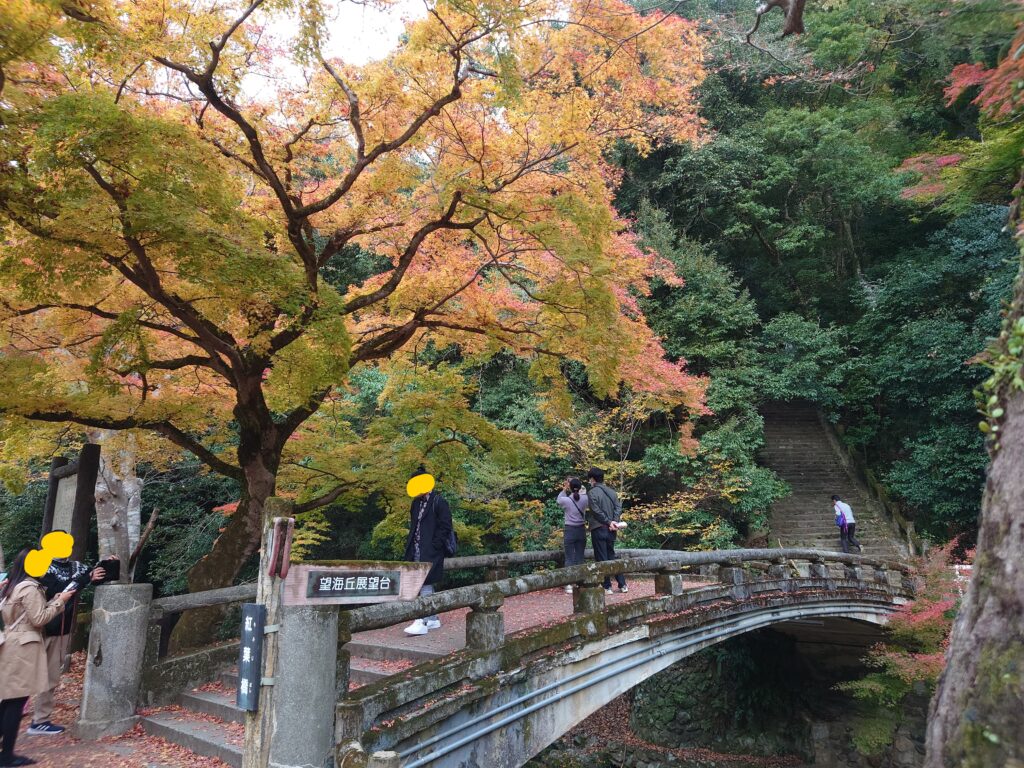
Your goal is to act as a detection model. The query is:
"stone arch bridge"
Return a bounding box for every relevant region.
[77,548,914,768]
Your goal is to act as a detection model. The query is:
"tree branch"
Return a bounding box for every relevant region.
[293,481,356,513]
[14,409,244,480]
[342,193,484,314]
[300,47,470,218]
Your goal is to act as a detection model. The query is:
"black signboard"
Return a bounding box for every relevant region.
[236,603,266,712]
[306,570,401,599]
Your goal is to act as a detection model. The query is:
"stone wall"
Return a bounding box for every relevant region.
[631,631,816,757]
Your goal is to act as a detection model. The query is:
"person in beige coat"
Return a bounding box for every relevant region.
[0,549,76,767]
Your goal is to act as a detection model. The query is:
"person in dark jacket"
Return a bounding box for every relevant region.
[403,470,453,636]
[586,467,627,594]
[27,556,112,735]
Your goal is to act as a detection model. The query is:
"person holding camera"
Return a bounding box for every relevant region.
[25,555,114,735]
[0,548,78,767]
[557,478,589,594]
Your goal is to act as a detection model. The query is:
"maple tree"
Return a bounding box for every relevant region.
[839,543,967,755]
[0,0,708,642]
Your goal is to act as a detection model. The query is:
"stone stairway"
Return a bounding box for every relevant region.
[760,401,906,559]
[141,656,406,767]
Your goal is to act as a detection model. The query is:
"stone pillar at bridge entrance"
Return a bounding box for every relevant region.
[76,583,153,739]
[266,604,339,768]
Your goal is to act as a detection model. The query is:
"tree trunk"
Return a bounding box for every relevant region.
[924,263,1024,767]
[94,435,142,568]
[168,452,276,653]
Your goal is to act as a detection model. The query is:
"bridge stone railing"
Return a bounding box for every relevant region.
[332,549,913,767]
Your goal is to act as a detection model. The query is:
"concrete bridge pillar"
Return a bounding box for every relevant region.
[844,563,864,582]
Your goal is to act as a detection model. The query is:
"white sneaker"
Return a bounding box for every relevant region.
[404,619,429,636]
[424,618,441,630]
[605,588,614,595]
[564,585,573,594]
[619,586,629,593]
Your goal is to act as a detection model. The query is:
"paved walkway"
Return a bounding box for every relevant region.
[351,579,657,658]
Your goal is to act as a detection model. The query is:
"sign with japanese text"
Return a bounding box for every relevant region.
[236,603,265,712]
[282,562,430,606]
[307,570,401,599]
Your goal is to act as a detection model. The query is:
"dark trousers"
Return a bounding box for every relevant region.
[0,697,28,760]
[564,525,587,568]
[840,523,862,553]
[592,527,626,589]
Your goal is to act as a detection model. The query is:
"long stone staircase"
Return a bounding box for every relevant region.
[760,401,906,559]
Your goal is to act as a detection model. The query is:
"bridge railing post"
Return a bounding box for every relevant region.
[767,556,789,582]
[268,604,339,768]
[486,555,510,582]
[874,564,891,587]
[573,565,606,636]
[337,611,353,699]
[335,700,366,764]
[843,562,864,582]
[77,582,153,739]
[718,558,748,599]
[901,569,917,595]
[809,556,829,580]
[654,562,686,596]
[466,591,505,653]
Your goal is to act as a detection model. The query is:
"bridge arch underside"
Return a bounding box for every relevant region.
[367,591,903,768]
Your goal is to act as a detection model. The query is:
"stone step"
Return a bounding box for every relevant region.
[350,656,400,684]
[142,709,242,768]
[771,528,893,539]
[179,688,243,724]
[346,639,445,664]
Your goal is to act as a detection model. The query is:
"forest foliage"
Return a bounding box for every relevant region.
[1,0,1022,597]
